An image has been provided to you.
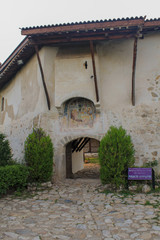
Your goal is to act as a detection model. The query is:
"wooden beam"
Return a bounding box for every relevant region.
[72,138,83,153]
[66,142,73,178]
[34,45,51,110]
[132,37,138,106]
[78,138,90,152]
[29,33,136,46]
[90,41,99,102]
[76,138,86,152]
[89,139,91,153]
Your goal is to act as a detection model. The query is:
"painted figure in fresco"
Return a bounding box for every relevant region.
[62,98,95,128]
[71,109,82,122]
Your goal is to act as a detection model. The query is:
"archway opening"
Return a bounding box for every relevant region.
[66,137,100,179]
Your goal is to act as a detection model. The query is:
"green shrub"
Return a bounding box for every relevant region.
[99,126,135,188]
[0,165,29,195]
[24,128,54,183]
[0,133,12,166]
[143,159,158,168]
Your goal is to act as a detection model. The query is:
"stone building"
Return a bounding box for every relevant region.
[0,17,160,179]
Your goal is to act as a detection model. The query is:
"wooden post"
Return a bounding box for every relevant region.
[34,45,51,110]
[90,41,99,102]
[152,169,155,190]
[66,142,73,178]
[132,37,138,106]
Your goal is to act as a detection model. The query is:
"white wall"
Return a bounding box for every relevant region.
[55,46,99,106]
[72,150,84,174]
[98,39,133,110]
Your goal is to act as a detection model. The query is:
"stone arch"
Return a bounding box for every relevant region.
[61,95,96,107]
[54,134,102,180]
[56,96,100,117]
[56,94,96,109]
[60,134,102,146]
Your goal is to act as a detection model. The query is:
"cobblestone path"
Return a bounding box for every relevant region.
[0,179,160,240]
[73,163,100,179]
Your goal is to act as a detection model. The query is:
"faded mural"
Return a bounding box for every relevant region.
[61,98,95,128]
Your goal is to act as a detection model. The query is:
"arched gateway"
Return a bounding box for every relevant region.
[54,134,102,180]
[66,137,100,178]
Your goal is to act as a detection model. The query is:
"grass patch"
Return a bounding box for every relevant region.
[102,189,114,195]
[102,189,135,199]
[118,190,135,198]
[12,189,37,199]
[144,200,160,209]
[85,157,100,164]
[147,186,160,194]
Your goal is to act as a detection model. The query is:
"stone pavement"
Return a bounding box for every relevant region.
[0,179,160,240]
[73,163,100,179]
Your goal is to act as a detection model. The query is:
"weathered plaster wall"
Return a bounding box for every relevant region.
[0,54,39,159]
[72,150,84,174]
[43,47,58,107]
[98,39,133,110]
[0,34,160,178]
[55,46,100,106]
[0,48,59,160]
[97,35,160,173]
[136,33,160,104]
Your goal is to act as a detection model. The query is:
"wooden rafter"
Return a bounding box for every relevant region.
[90,40,99,102]
[72,138,83,153]
[78,138,90,152]
[71,137,91,153]
[34,45,51,110]
[29,32,137,46]
[132,37,138,106]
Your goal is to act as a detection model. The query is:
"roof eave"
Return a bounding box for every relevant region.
[21,17,145,36]
[1,16,160,90]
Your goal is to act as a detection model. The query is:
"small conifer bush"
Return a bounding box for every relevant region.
[99,126,135,188]
[0,133,12,166]
[24,128,54,183]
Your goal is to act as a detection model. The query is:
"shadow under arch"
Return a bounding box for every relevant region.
[61,96,96,108]
[65,136,101,179]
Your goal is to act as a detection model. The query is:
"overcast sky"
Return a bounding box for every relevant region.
[0,0,160,64]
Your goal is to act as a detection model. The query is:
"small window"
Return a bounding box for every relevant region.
[1,97,4,111]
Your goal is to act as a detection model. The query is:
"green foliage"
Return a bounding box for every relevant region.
[7,159,19,165]
[0,133,12,166]
[24,128,54,183]
[85,157,100,164]
[143,159,158,168]
[0,165,29,195]
[99,126,135,188]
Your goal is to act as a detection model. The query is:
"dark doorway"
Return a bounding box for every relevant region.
[66,138,100,179]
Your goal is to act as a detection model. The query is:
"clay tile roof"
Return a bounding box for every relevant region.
[21,16,144,36]
[1,16,160,89]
